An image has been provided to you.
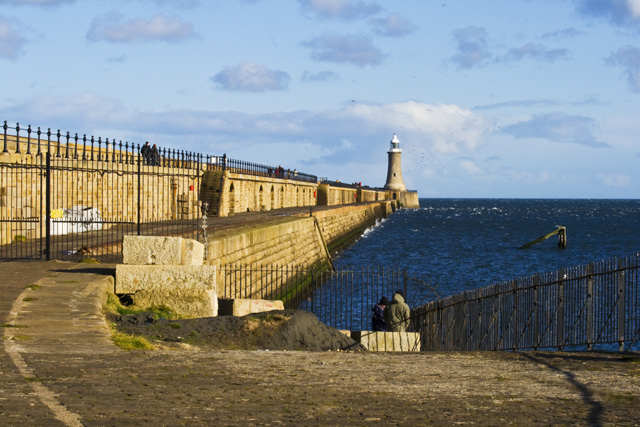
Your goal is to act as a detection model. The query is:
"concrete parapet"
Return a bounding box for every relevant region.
[123,235,204,266]
[351,331,421,352]
[115,265,217,318]
[218,299,285,316]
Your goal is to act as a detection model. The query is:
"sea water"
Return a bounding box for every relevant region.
[333,199,640,305]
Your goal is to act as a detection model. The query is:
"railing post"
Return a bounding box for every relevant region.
[15,122,20,154]
[56,129,61,157]
[2,121,8,153]
[617,258,626,351]
[586,263,594,351]
[137,143,142,236]
[26,124,32,155]
[45,153,51,260]
[557,269,565,350]
[65,131,70,158]
[533,275,540,350]
[37,127,42,155]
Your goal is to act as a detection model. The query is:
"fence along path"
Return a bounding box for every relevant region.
[221,254,640,352]
[413,253,640,352]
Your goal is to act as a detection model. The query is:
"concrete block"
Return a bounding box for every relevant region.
[122,235,203,266]
[182,238,205,266]
[218,299,284,317]
[351,331,421,352]
[115,265,217,318]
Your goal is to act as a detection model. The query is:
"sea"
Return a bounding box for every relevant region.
[332,198,640,306]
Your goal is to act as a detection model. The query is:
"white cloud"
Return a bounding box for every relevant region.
[501,112,609,148]
[0,17,27,59]
[460,160,482,175]
[303,34,384,67]
[607,46,640,92]
[212,62,290,92]
[370,13,416,37]
[298,0,380,20]
[87,12,194,43]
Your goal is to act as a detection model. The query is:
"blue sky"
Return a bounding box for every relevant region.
[2,0,640,198]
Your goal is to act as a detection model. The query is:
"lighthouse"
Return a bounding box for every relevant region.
[383,133,407,193]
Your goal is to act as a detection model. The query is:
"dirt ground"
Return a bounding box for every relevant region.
[111,309,367,352]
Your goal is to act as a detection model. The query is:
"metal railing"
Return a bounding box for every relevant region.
[220,254,640,352]
[413,253,640,352]
[219,265,411,332]
[206,154,317,183]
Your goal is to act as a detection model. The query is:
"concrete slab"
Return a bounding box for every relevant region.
[351,331,421,352]
[122,235,203,266]
[115,264,217,318]
[218,298,284,316]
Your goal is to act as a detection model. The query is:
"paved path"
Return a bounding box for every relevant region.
[1,261,640,426]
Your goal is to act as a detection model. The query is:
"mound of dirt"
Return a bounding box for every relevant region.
[110,310,366,352]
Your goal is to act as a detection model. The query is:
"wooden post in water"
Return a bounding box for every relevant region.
[518,226,566,250]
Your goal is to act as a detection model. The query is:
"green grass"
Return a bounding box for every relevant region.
[110,329,155,350]
[26,284,40,291]
[104,292,177,320]
[22,297,38,302]
[13,235,28,242]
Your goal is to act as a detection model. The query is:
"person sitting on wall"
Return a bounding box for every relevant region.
[384,289,410,332]
[372,296,388,331]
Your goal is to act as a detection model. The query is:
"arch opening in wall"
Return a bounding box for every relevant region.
[270,185,275,211]
[280,186,285,209]
[259,185,264,211]
[229,183,235,215]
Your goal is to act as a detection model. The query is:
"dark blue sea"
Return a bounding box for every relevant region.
[333,198,640,306]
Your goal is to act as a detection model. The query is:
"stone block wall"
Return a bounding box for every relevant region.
[201,170,317,217]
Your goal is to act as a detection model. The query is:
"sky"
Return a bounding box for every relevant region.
[1,0,640,199]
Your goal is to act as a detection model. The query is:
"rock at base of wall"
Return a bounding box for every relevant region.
[122,235,204,266]
[115,265,217,318]
[351,331,421,352]
[218,299,285,317]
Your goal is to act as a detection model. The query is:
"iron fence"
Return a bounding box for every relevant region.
[413,253,640,352]
[219,265,412,331]
[1,121,203,262]
[206,154,317,183]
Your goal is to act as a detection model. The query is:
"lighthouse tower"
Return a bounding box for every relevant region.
[383,133,407,193]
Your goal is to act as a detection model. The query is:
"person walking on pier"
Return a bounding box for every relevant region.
[384,290,410,332]
[371,296,388,331]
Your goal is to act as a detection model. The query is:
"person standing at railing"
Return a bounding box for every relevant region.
[372,296,388,331]
[384,290,410,332]
[141,141,151,165]
[151,144,160,166]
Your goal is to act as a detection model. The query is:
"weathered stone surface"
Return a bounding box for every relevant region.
[218,299,285,316]
[115,265,217,318]
[122,235,203,266]
[182,238,205,266]
[351,331,421,352]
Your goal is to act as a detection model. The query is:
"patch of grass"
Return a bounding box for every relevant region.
[110,329,154,350]
[61,280,78,283]
[0,323,27,328]
[80,257,99,264]
[104,292,177,319]
[168,323,181,329]
[22,297,38,302]
[13,235,28,242]
[26,284,40,291]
